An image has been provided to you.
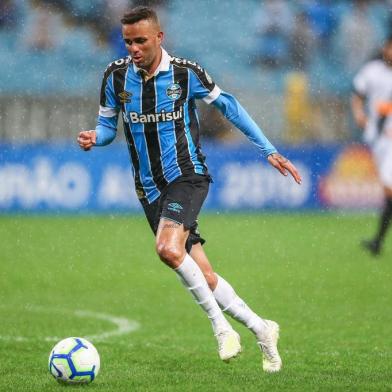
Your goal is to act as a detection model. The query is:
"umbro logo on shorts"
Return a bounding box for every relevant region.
[167,202,183,213]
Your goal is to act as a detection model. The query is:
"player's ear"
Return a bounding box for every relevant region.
[157,31,163,45]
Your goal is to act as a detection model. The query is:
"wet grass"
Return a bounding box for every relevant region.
[0,213,391,391]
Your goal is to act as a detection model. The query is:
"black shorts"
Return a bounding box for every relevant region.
[140,174,210,253]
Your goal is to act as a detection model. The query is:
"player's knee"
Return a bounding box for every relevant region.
[156,241,185,268]
[204,271,218,290]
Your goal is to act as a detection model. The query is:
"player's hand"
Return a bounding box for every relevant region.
[267,153,302,184]
[77,130,96,151]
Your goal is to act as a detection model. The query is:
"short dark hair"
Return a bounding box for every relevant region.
[121,6,159,26]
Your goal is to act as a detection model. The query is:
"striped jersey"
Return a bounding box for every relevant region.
[98,48,221,203]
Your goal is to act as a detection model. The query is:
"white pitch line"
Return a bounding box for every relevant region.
[0,335,29,342]
[0,306,140,343]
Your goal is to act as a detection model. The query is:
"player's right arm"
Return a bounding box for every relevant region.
[77,68,120,151]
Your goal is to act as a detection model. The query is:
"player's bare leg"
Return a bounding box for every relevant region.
[190,243,282,372]
[155,219,241,361]
[362,186,392,256]
[188,242,218,289]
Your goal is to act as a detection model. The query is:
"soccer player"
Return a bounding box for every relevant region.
[352,35,392,256]
[77,7,302,372]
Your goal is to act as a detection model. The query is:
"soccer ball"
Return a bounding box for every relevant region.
[48,337,100,384]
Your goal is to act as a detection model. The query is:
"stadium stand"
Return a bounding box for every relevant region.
[0,0,390,142]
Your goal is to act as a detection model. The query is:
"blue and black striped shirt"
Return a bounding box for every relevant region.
[96,48,277,204]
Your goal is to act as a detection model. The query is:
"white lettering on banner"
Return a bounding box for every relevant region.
[98,166,140,208]
[56,164,91,208]
[0,159,90,209]
[219,162,310,208]
[0,164,33,207]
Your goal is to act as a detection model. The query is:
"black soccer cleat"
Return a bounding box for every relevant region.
[361,239,381,256]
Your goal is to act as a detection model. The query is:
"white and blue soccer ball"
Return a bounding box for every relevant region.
[48,337,100,384]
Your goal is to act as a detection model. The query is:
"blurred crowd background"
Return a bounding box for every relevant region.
[1,0,391,144]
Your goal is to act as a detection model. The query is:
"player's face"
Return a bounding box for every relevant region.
[122,19,163,72]
[382,41,392,65]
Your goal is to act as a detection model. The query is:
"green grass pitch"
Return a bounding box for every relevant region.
[0,213,391,391]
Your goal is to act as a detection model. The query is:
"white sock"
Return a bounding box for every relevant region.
[175,254,232,334]
[213,275,267,336]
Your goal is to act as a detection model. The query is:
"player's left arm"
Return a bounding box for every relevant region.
[212,92,301,184]
[188,66,301,184]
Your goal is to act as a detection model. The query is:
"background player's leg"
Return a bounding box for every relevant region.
[363,143,392,255]
[155,219,240,361]
[363,188,392,255]
[371,187,392,252]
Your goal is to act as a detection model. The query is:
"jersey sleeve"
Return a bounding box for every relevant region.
[99,71,120,116]
[96,71,120,146]
[353,63,373,98]
[188,64,221,104]
[212,91,277,158]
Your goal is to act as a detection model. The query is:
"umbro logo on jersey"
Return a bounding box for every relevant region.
[118,91,132,103]
[128,106,183,124]
[135,188,145,199]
